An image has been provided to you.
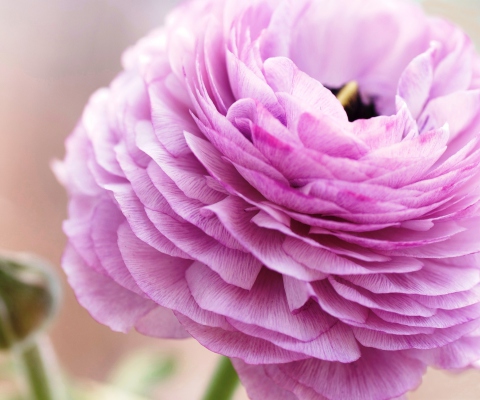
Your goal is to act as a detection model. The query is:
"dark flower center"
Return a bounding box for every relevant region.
[330,82,379,122]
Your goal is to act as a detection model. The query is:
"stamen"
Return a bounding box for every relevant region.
[336,81,359,108]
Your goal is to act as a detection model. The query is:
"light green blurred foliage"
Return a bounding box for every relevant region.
[1,349,177,400]
[0,354,20,400]
[107,350,176,397]
[66,350,176,400]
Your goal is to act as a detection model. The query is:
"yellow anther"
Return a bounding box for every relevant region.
[336,81,359,108]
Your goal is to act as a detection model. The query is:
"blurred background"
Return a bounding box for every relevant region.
[0,0,479,399]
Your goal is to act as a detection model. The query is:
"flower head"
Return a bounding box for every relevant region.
[56,0,480,398]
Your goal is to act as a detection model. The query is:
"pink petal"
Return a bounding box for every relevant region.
[296,112,367,159]
[144,205,262,290]
[176,314,307,364]
[405,336,480,369]
[117,222,230,329]
[135,121,225,204]
[146,162,243,251]
[269,347,426,400]
[82,88,124,177]
[397,44,436,119]
[232,360,299,400]
[229,319,361,362]
[283,276,316,312]
[226,49,284,119]
[373,303,480,329]
[90,200,145,295]
[411,284,480,310]
[419,90,480,143]
[204,19,235,112]
[353,318,480,350]
[330,277,436,317]
[205,197,326,281]
[345,261,480,296]
[263,56,348,121]
[106,183,188,258]
[135,306,190,339]
[429,18,475,98]
[62,245,156,334]
[186,264,335,341]
[311,280,369,324]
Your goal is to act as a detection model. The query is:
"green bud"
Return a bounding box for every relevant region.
[0,253,61,350]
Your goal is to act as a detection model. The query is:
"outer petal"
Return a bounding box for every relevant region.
[267,348,426,400]
[176,314,308,364]
[232,359,300,400]
[63,245,155,334]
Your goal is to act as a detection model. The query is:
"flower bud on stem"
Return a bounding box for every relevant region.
[0,253,63,400]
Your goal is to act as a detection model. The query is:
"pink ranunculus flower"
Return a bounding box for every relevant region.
[56,0,480,398]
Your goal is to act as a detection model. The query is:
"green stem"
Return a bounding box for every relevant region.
[0,295,61,400]
[19,341,57,400]
[202,357,239,400]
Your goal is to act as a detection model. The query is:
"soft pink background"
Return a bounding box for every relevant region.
[1,1,479,398]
